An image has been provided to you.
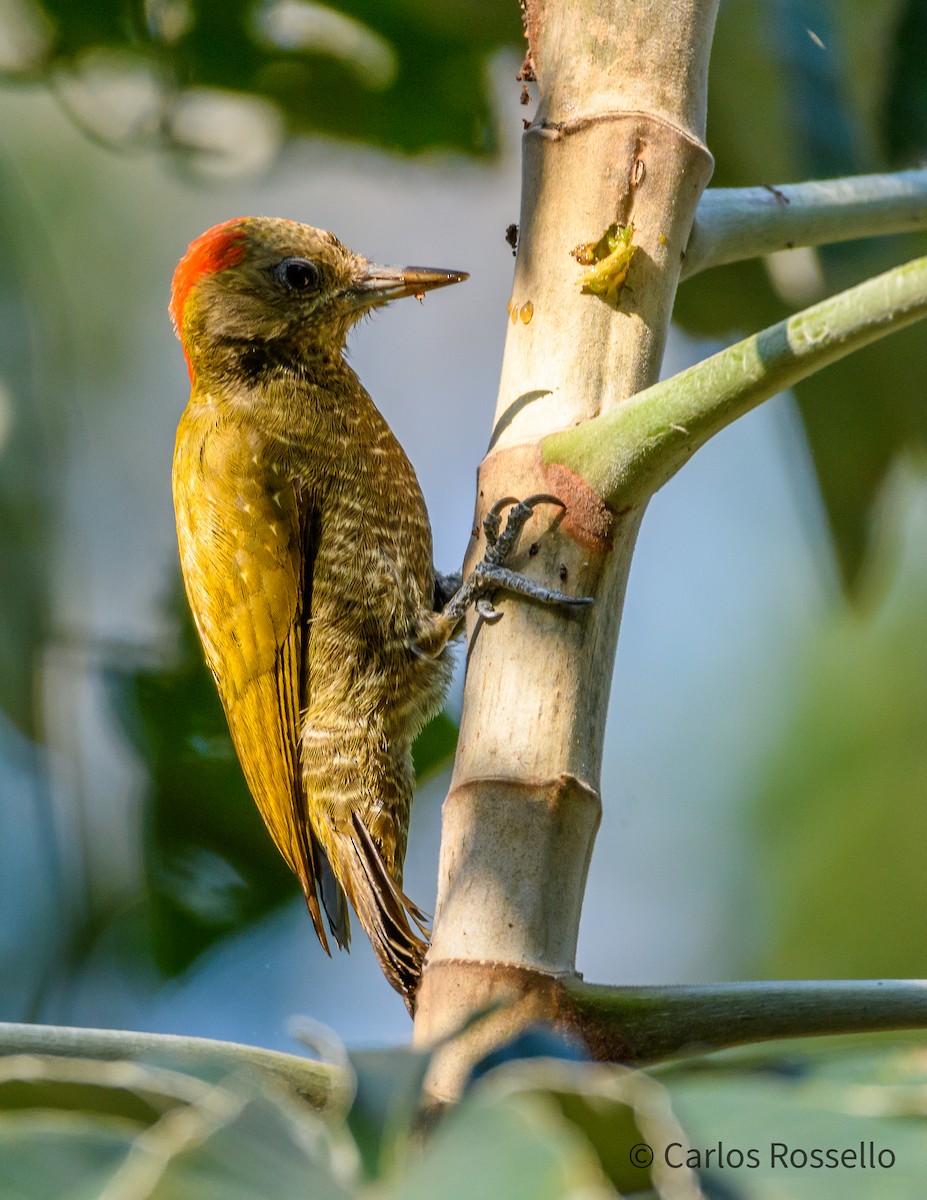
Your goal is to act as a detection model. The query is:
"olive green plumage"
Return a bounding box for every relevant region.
[171,218,465,1008]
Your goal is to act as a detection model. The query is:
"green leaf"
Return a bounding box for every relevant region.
[0,168,57,738]
[0,1020,348,1112]
[831,0,909,158]
[0,1053,354,1200]
[468,1058,703,1198]
[659,1036,927,1198]
[143,1086,351,1200]
[387,1088,615,1200]
[792,277,927,584]
[884,0,927,163]
[9,0,523,158]
[345,1044,432,1179]
[0,1113,137,1200]
[341,1005,493,1179]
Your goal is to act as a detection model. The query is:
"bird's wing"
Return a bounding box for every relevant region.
[173,411,333,950]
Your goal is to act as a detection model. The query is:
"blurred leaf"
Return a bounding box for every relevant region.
[470,1058,705,1199]
[885,0,927,163]
[680,0,927,588]
[107,592,298,976]
[346,1044,432,1178]
[144,1085,351,1200]
[792,263,927,586]
[0,1053,353,1200]
[342,1002,499,1179]
[388,1087,616,1200]
[659,1035,927,1198]
[6,1035,927,1199]
[756,467,927,977]
[0,1019,348,1110]
[831,0,909,157]
[0,1045,678,1199]
[468,1025,589,1085]
[7,0,523,158]
[0,1114,135,1200]
[550,1091,650,1196]
[0,166,59,737]
[0,1068,179,1126]
[410,708,457,782]
[702,0,802,193]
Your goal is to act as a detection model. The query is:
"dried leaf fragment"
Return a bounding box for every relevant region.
[571,222,636,304]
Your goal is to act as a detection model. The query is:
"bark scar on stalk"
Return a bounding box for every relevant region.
[542,462,617,551]
[518,1,541,82]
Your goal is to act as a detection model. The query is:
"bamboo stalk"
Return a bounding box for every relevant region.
[414,0,719,1101]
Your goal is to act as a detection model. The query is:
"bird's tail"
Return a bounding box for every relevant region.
[298,727,430,1009]
[333,813,430,1013]
[313,839,352,951]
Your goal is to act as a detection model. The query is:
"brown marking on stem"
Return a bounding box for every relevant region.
[517,0,540,81]
[543,461,616,551]
[762,183,790,204]
[418,959,637,1093]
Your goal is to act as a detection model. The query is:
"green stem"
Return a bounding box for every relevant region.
[683,168,927,279]
[565,980,927,1064]
[0,1021,346,1110]
[542,255,927,507]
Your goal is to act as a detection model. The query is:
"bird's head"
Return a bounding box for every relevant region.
[170,216,468,379]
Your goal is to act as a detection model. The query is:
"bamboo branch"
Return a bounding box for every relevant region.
[542,255,927,508]
[563,980,927,1064]
[683,168,927,279]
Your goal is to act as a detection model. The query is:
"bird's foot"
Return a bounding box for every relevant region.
[441,494,595,625]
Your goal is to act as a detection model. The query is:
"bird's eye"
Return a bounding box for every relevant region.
[274,258,322,291]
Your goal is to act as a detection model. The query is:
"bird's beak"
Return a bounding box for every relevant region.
[346,262,469,309]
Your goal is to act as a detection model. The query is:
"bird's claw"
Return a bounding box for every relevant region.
[482,493,564,559]
[441,495,594,625]
[475,596,503,622]
[471,562,594,611]
[480,497,513,548]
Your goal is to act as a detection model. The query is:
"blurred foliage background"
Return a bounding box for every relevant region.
[0,0,925,1051]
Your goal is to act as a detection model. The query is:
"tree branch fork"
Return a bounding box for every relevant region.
[543,166,927,511]
[417,164,927,1097]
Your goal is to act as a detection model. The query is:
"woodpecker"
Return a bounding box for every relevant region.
[170,217,588,1010]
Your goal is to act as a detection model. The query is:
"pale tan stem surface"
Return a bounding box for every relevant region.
[414,0,718,1100]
